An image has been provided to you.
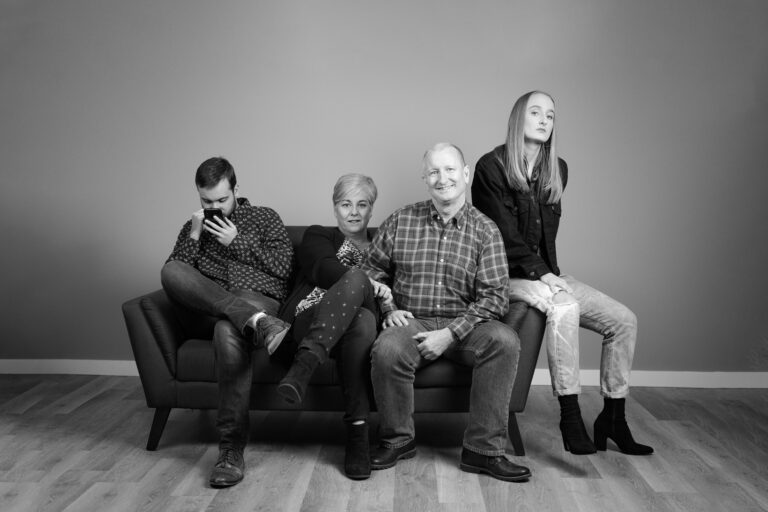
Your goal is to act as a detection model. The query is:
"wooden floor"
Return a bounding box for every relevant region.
[0,376,767,512]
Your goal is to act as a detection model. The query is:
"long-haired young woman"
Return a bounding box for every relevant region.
[472,91,653,456]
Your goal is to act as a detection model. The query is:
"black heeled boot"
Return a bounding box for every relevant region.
[593,397,654,455]
[277,349,321,405]
[344,422,371,480]
[558,394,597,455]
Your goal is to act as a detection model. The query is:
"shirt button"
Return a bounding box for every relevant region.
[536,219,540,224]
[529,271,536,277]
[532,245,538,250]
[440,259,444,263]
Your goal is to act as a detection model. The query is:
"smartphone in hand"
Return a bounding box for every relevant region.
[204,208,224,223]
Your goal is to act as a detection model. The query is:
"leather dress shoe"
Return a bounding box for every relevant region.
[209,447,245,488]
[370,440,417,470]
[459,448,531,482]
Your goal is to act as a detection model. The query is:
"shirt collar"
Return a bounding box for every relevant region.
[229,197,250,222]
[429,201,468,229]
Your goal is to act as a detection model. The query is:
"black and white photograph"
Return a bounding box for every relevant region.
[1,1,767,510]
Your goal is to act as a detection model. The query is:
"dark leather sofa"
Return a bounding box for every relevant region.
[122,226,545,455]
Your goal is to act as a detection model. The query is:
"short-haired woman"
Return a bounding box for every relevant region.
[277,173,391,479]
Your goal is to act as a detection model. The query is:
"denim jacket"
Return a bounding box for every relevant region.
[472,145,568,280]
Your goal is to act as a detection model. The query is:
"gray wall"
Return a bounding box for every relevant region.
[1,0,767,371]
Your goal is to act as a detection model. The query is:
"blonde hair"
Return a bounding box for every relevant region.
[332,173,378,205]
[500,90,563,204]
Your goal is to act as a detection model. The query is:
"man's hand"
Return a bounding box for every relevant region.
[204,216,238,246]
[540,272,573,295]
[370,279,393,302]
[383,310,414,328]
[189,210,205,240]
[413,328,454,360]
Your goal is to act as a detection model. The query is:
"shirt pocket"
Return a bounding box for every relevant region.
[503,197,530,233]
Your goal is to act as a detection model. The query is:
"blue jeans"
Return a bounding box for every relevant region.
[160,260,279,449]
[370,318,519,456]
[160,260,270,332]
[509,275,637,398]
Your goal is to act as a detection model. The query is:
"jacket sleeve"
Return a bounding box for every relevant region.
[227,207,293,281]
[472,154,551,280]
[165,220,200,266]
[298,225,349,289]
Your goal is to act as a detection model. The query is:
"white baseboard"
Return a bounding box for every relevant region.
[0,360,765,388]
[531,369,768,388]
[0,359,138,376]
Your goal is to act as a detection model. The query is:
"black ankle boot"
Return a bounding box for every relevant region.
[277,349,321,405]
[594,398,654,455]
[344,422,371,480]
[558,394,597,455]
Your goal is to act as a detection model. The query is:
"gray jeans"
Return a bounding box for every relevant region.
[370,318,519,456]
[509,275,637,398]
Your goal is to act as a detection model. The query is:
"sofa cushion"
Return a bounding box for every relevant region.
[176,338,338,385]
[177,337,474,388]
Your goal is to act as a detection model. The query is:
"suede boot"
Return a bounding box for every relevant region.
[344,422,371,480]
[558,394,597,455]
[594,397,654,455]
[277,349,321,405]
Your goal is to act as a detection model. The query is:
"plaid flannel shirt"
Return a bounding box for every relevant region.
[362,200,509,341]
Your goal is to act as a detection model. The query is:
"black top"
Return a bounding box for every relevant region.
[472,144,569,279]
[278,225,373,321]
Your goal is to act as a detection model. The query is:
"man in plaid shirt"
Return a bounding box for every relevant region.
[362,143,531,482]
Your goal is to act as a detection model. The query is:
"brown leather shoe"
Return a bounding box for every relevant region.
[370,440,417,470]
[209,447,245,488]
[459,448,531,482]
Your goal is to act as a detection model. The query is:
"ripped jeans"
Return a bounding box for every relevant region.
[509,275,637,398]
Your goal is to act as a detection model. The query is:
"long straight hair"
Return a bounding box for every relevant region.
[500,91,563,204]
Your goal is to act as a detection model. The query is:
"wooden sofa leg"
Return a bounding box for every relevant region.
[147,407,171,451]
[508,412,525,456]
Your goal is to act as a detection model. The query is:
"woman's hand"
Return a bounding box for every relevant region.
[383,310,414,328]
[370,279,393,302]
[540,273,572,295]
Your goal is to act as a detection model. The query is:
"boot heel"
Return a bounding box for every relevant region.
[561,431,570,452]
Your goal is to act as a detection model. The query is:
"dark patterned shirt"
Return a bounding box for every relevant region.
[166,197,293,300]
[362,200,509,341]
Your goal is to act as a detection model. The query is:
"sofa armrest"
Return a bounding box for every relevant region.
[502,303,545,412]
[122,289,183,407]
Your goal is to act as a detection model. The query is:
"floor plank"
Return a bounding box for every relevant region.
[0,376,766,511]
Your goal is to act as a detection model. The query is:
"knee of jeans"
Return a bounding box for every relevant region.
[160,260,187,287]
[615,307,637,332]
[372,330,417,372]
[551,290,578,313]
[486,322,521,359]
[213,320,248,360]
